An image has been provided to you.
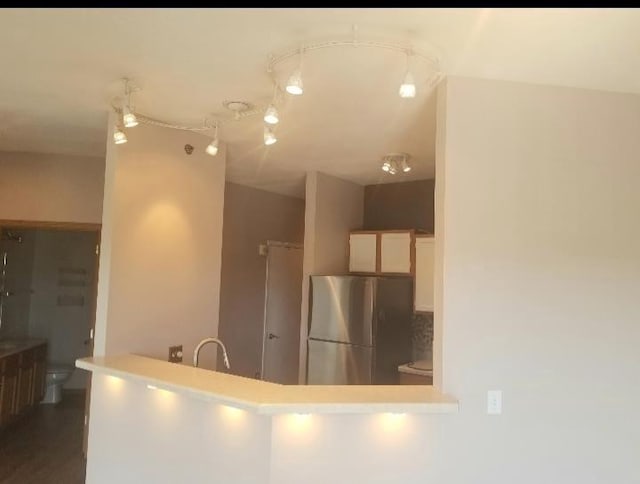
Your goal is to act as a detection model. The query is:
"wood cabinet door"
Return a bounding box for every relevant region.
[414,236,435,312]
[349,233,378,273]
[16,350,35,414]
[380,231,412,274]
[0,355,19,426]
[29,345,47,405]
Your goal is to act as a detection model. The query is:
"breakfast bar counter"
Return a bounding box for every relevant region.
[76,354,458,415]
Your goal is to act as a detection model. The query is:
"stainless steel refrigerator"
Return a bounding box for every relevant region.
[306,275,413,385]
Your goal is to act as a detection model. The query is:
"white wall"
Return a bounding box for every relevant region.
[0,151,104,224]
[298,172,364,382]
[93,114,226,370]
[86,375,272,484]
[431,77,640,483]
[86,78,640,484]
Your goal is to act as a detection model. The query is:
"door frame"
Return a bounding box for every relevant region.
[259,240,303,382]
[0,219,101,458]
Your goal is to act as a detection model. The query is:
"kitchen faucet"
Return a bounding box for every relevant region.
[193,337,231,370]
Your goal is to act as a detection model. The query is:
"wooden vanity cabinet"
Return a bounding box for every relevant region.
[0,343,47,427]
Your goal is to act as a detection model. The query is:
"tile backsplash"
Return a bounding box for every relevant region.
[411,312,434,362]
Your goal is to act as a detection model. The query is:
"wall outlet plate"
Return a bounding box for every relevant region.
[169,345,183,363]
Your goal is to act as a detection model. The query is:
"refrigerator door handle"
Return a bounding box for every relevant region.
[364,278,375,345]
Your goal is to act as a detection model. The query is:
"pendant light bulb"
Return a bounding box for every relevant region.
[113,126,127,145]
[264,126,277,146]
[264,104,279,125]
[206,138,219,156]
[122,105,138,128]
[382,161,391,173]
[285,69,303,96]
[399,71,416,98]
[401,159,411,173]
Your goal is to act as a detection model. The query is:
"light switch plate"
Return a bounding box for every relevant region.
[487,390,502,415]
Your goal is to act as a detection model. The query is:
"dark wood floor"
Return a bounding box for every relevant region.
[0,390,86,484]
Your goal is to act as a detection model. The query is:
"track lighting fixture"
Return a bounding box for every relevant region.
[264,104,279,125]
[264,125,277,145]
[108,32,441,154]
[381,153,411,175]
[113,125,127,145]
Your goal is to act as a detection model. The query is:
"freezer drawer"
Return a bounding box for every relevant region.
[307,339,373,385]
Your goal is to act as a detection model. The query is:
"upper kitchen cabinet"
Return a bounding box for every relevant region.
[349,229,416,276]
[380,231,413,274]
[348,232,378,273]
[414,235,435,312]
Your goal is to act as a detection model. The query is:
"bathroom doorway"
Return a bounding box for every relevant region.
[0,220,100,472]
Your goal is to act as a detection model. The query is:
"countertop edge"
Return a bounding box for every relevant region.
[77,355,459,415]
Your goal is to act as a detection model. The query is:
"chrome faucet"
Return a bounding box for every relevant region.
[193,337,231,370]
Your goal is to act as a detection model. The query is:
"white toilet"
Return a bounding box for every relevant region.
[42,364,74,404]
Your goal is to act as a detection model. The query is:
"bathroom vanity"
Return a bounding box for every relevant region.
[0,339,47,428]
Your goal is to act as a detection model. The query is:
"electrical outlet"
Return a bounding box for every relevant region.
[168,345,183,363]
[487,390,502,415]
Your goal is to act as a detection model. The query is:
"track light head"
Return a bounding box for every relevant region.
[285,69,303,95]
[399,71,416,98]
[113,126,127,145]
[264,125,277,145]
[264,104,279,125]
[205,138,219,156]
[122,105,138,128]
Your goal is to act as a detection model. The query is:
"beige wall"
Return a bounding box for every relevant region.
[298,171,364,382]
[0,151,104,224]
[92,115,226,370]
[218,182,305,379]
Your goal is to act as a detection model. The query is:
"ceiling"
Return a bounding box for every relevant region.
[0,8,638,198]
